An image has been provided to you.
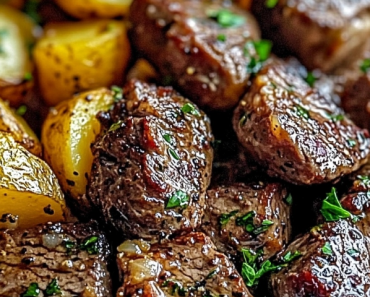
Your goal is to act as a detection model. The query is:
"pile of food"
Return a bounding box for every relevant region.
[1,0,370,296]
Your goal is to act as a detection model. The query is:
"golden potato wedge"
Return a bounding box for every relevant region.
[54,0,132,19]
[42,87,114,203]
[0,132,66,230]
[0,5,39,107]
[0,99,41,156]
[34,20,131,106]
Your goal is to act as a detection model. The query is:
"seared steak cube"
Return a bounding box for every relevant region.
[129,0,261,110]
[252,0,370,72]
[116,232,253,297]
[202,182,291,261]
[87,80,214,239]
[233,58,370,185]
[0,221,112,297]
[270,219,370,296]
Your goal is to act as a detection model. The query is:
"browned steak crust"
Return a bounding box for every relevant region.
[233,58,370,185]
[87,80,214,240]
[129,0,260,110]
[0,221,112,297]
[202,182,291,261]
[252,0,370,72]
[116,232,253,297]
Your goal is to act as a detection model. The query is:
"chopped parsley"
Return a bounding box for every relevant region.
[219,210,239,225]
[244,40,272,74]
[320,187,351,222]
[16,105,27,116]
[285,193,293,205]
[239,113,250,126]
[166,190,189,209]
[111,85,123,102]
[168,148,180,160]
[45,278,61,296]
[109,120,123,132]
[294,104,310,119]
[207,9,245,28]
[305,72,316,87]
[24,72,33,81]
[347,249,358,257]
[80,236,99,255]
[23,0,42,24]
[322,242,332,255]
[217,34,226,42]
[162,134,173,145]
[327,113,344,122]
[236,212,273,235]
[206,268,219,279]
[181,103,200,116]
[347,139,356,147]
[22,283,40,297]
[265,0,279,8]
[360,58,370,74]
[282,251,302,263]
[357,175,370,187]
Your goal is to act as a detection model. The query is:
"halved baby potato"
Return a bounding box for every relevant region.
[0,99,41,156]
[54,0,132,19]
[34,19,131,106]
[42,87,114,203]
[0,5,40,107]
[0,132,66,230]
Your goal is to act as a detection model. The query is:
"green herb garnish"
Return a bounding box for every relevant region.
[166,190,189,209]
[347,249,358,257]
[265,0,278,8]
[181,103,200,116]
[80,236,99,255]
[23,0,42,24]
[111,85,123,102]
[208,10,245,28]
[322,242,332,255]
[16,105,27,116]
[45,278,61,296]
[358,175,370,187]
[320,187,351,222]
[163,134,172,145]
[360,58,370,74]
[285,193,293,205]
[206,268,219,279]
[168,148,180,160]
[252,220,274,235]
[109,120,123,132]
[282,251,302,263]
[217,34,226,42]
[236,211,256,233]
[347,139,356,147]
[245,40,272,74]
[327,113,344,122]
[305,72,316,87]
[22,283,40,297]
[219,210,239,225]
[294,104,310,119]
[24,72,33,81]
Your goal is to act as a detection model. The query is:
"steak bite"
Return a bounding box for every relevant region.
[87,80,214,239]
[252,0,370,72]
[129,0,261,110]
[233,59,370,185]
[202,182,291,261]
[270,219,370,296]
[0,221,112,297]
[116,232,253,297]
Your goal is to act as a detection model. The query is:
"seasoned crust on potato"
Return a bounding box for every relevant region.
[87,80,214,239]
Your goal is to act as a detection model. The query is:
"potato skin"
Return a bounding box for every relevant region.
[34,20,130,106]
[42,88,114,208]
[54,0,132,19]
[0,132,66,230]
[0,99,41,156]
[0,5,39,107]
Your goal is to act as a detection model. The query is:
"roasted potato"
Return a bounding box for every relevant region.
[41,88,114,204]
[54,0,132,19]
[0,5,40,107]
[0,99,41,156]
[34,20,130,106]
[0,132,66,230]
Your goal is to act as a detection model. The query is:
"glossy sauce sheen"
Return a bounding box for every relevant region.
[233,59,370,185]
[116,232,253,297]
[87,80,214,239]
[129,0,260,110]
